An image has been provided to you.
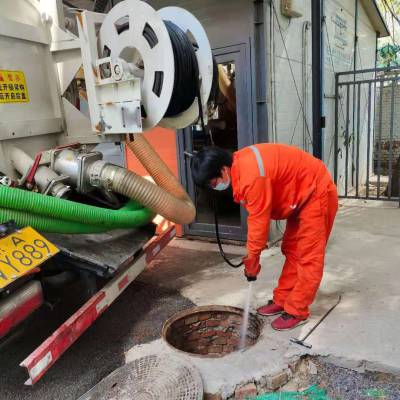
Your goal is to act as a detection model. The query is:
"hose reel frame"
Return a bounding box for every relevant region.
[89,0,213,134]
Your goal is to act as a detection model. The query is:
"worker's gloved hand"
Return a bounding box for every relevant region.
[242,254,261,281]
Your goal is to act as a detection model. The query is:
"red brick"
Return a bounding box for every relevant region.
[207,345,222,353]
[185,316,199,325]
[212,337,227,345]
[214,325,224,330]
[199,313,211,321]
[201,330,216,338]
[223,345,235,353]
[234,383,257,399]
[229,315,243,323]
[227,338,239,346]
[197,338,211,347]
[206,320,220,327]
[187,332,201,341]
[218,320,232,328]
[215,330,229,337]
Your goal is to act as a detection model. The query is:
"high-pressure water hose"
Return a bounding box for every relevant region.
[212,194,243,268]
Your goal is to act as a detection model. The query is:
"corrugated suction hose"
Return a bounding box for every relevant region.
[0,185,153,233]
[101,134,195,225]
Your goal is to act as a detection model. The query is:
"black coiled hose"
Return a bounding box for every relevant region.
[117,19,211,145]
[164,21,199,117]
[144,20,199,118]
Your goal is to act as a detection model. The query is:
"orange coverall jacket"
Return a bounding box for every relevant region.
[231,143,332,255]
[231,144,338,318]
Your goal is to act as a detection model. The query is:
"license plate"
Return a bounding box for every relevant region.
[0,227,59,290]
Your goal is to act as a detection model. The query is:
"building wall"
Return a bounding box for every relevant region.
[146,0,251,50]
[266,0,378,196]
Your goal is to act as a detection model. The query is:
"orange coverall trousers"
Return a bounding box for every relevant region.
[273,180,338,319]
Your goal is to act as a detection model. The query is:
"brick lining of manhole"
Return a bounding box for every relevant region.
[162,305,263,358]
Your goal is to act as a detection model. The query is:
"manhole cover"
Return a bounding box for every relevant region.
[78,355,203,400]
[162,305,263,358]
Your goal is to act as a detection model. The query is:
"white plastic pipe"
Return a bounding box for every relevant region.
[9,147,70,199]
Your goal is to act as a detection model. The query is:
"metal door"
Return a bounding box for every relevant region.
[178,44,254,240]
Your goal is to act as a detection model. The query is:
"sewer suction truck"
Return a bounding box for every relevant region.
[0,0,213,384]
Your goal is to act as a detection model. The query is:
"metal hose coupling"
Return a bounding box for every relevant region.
[89,134,196,225]
[92,163,195,225]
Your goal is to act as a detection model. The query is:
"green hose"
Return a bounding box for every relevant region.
[0,186,154,233]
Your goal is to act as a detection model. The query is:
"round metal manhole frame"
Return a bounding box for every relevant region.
[162,305,263,358]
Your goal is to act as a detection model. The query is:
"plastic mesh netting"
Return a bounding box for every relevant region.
[252,385,329,400]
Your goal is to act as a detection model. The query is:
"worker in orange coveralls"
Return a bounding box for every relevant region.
[191,144,338,331]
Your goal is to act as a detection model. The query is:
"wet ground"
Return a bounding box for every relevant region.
[2,229,400,399]
[0,279,194,400]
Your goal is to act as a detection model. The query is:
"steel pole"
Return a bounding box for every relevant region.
[311,0,323,159]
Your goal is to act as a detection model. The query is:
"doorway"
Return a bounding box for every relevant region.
[178,44,254,240]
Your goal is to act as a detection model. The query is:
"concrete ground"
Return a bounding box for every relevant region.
[128,199,400,396]
[1,200,400,399]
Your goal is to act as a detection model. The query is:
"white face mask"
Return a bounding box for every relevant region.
[213,177,231,191]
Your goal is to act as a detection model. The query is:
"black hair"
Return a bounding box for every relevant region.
[191,147,233,187]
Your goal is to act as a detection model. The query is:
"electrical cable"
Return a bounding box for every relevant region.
[289,67,313,145]
[382,0,400,32]
[323,19,349,167]
[271,0,313,146]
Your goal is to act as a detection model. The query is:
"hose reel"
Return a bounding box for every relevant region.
[80,0,214,134]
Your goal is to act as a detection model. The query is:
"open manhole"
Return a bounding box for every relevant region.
[162,305,263,358]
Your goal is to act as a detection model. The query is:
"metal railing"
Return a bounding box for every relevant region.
[334,66,400,205]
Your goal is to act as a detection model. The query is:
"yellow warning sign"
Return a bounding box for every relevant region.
[0,70,29,103]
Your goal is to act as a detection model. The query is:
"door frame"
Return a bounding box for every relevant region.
[177,44,254,240]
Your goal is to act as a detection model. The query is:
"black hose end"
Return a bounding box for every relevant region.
[246,275,257,282]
